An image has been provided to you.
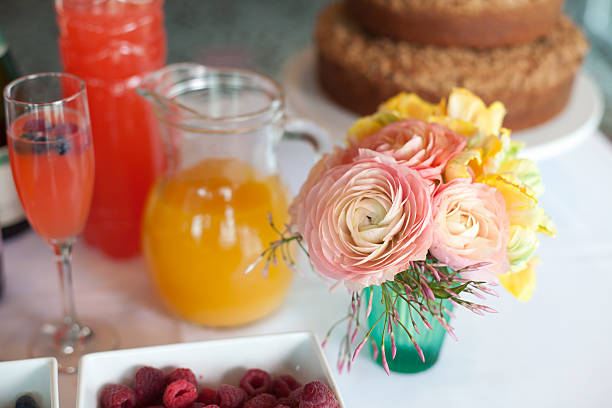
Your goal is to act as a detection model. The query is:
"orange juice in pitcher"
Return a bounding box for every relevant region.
[138,64,326,326]
[143,158,292,326]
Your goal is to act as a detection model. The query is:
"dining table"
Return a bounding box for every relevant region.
[2,123,612,407]
[1,0,612,406]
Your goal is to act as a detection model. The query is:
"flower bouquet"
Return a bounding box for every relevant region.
[252,89,555,374]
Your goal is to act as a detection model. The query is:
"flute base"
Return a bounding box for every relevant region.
[29,318,119,374]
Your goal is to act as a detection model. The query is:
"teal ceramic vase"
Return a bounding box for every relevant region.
[366,286,453,373]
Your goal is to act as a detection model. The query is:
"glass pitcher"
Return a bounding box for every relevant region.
[137,63,327,327]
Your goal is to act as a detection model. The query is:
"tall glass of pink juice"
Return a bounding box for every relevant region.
[4,72,118,373]
[9,110,93,241]
[55,0,167,258]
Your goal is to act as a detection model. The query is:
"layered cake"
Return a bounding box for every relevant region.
[316,1,588,130]
[346,0,564,49]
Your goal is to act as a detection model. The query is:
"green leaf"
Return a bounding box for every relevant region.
[450,282,470,295]
[431,287,451,299]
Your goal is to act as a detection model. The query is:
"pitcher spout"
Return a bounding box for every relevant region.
[137,63,208,117]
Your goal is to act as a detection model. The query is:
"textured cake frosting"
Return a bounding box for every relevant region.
[316,1,589,129]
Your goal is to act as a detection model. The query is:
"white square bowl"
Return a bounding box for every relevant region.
[0,357,59,408]
[77,331,344,408]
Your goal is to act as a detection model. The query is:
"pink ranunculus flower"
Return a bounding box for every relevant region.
[289,146,357,230]
[357,119,466,182]
[430,179,510,283]
[292,149,434,290]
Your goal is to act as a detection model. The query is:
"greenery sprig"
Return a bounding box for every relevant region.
[244,214,306,277]
[328,257,498,375]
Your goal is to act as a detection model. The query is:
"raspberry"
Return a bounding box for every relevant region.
[276,399,298,408]
[203,406,220,408]
[145,406,165,408]
[277,386,302,408]
[280,376,301,390]
[190,404,207,408]
[275,406,290,408]
[298,381,339,408]
[217,385,247,408]
[197,388,219,405]
[240,369,272,396]
[272,375,301,398]
[163,380,198,408]
[100,384,136,408]
[276,387,300,408]
[244,393,277,408]
[167,368,198,387]
[133,366,167,406]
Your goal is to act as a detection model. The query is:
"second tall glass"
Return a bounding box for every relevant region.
[55,0,167,259]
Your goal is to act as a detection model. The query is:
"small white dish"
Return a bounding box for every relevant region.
[0,357,59,408]
[282,47,604,162]
[77,331,344,408]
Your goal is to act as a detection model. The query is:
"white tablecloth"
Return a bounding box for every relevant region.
[2,132,611,408]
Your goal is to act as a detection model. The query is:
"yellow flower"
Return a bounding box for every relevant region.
[347,117,383,146]
[477,173,540,230]
[347,89,503,145]
[536,208,557,236]
[499,257,539,302]
[347,111,399,145]
[447,88,506,137]
[347,93,444,145]
[381,92,444,120]
[444,148,483,181]
[507,225,539,274]
[428,116,478,138]
[498,158,545,197]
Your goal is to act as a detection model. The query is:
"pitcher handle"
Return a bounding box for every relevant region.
[283,117,332,159]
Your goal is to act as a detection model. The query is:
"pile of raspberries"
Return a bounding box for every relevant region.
[99,366,340,408]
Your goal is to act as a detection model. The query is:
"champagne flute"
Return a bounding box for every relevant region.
[3,72,118,373]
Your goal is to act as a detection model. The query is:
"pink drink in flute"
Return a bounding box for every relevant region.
[4,73,118,373]
[55,0,167,258]
[9,110,93,241]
